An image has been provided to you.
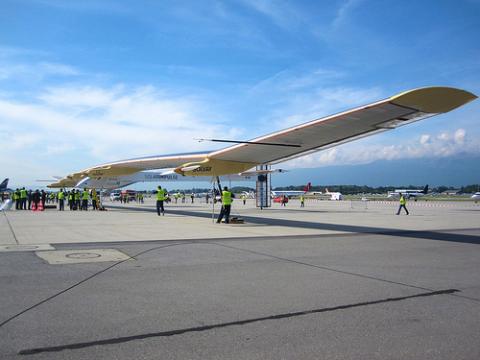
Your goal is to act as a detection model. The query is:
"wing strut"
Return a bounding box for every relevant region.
[196,138,301,148]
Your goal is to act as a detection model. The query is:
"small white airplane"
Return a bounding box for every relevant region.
[324,188,343,201]
[47,87,477,190]
[387,185,429,199]
[471,192,480,202]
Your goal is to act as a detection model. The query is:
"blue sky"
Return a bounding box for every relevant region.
[0,0,479,187]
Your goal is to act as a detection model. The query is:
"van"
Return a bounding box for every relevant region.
[110,191,121,201]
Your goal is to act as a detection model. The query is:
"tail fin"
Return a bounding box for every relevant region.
[0,178,8,190]
[423,184,429,194]
[303,182,311,193]
[325,188,329,194]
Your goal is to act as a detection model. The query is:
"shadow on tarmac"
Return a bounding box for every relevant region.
[106,205,480,245]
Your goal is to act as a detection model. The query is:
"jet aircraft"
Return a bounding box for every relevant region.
[387,185,429,200]
[48,87,477,190]
[0,178,10,192]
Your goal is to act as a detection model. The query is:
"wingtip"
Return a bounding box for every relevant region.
[390,86,477,114]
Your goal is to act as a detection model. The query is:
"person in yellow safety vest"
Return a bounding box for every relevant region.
[91,189,98,210]
[13,189,20,210]
[217,186,234,224]
[68,191,74,210]
[58,189,65,211]
[300,194,305,208]
[81,188,89,211]
[156,185,167,216]
[74,190,81,210]
[20,187,27,210]
[241,194,246,205]
[396,193,409,215]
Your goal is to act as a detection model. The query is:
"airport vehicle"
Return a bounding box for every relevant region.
[471,192,480,202]
[273,195,289,204]
[47,87,476,190]
[110,191,122,201]
[120,189,137,201]
[387,185,429,199]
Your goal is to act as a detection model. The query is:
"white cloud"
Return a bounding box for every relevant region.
[0,83,241,172]
[283,128,480,168]
[0,61,80,81]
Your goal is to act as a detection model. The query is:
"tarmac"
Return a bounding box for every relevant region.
[0,198,479,359]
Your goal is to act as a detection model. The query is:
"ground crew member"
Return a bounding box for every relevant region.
[300,194,305,208]
[68,191,74,210]
[191,193,195,203]
[81,188,89,211]
[32,190,40,210]
[241,194,246,205]
[156,186,167,216]
[58,189,65,211]
[27,190,32,210]
[20,187,27,210]
[41,190,46,208]
[396,193,409,215]
[74,189,80,210]
[217,186,233,224]
[91,189,98,210]
[13,189,19,210]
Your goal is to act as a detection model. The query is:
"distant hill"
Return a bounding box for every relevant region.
[274,155,480,187]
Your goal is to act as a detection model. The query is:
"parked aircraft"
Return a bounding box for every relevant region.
[471,192,480,202]
[324,188,344,201]
[387,185,429,199]
[0,178,10,192]
[47,87,476,190]
[271,182,311,198]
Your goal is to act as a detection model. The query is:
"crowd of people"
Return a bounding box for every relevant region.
[8,188,103,211]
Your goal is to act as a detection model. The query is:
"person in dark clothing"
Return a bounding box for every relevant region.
[27,190,32,210]
[32,190,40,210]
[41,190,46,208]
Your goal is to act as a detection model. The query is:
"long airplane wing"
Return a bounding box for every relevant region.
[49,86,476,188]
[208,87,477,164]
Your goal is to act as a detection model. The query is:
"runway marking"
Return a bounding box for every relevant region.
[18,289,458,355]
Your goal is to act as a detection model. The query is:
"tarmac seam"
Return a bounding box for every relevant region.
[2,211,19,245]
[209,242,480,303]
[0,242,194,329]
[17,289,458,355]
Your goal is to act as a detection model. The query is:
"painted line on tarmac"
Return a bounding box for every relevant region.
[18,289,458,355]
[2,211,19,245]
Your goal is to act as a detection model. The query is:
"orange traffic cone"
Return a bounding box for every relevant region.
[37,201,44,211]
[31,202,37,211]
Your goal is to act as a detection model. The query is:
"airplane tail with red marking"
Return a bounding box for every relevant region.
[303,182,311,193]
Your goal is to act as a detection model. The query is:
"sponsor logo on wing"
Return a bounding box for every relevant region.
[192,166,212,173]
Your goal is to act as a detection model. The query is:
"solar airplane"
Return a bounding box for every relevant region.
[48,87,477,190]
